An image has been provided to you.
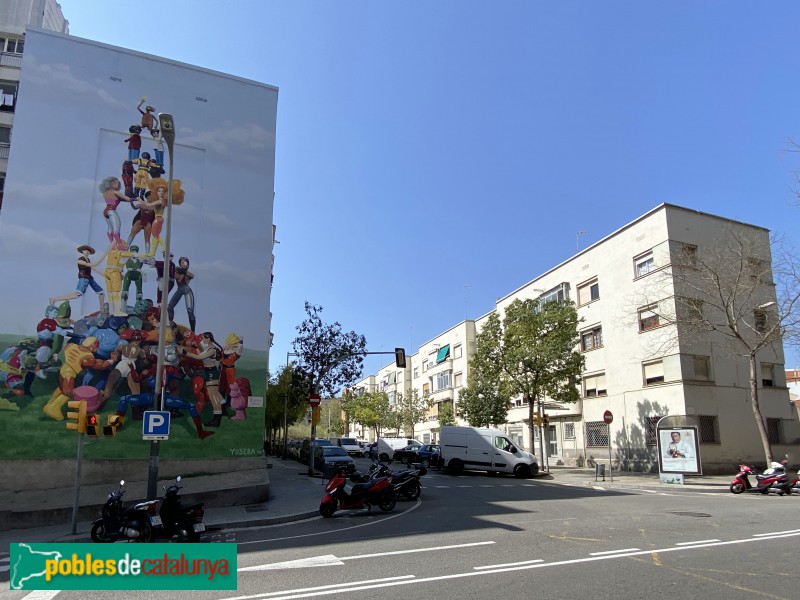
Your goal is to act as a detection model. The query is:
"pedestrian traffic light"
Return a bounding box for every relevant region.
[104,414,123,436]
[542,414,550,428]
[395,348,406,368]
[86,413,100,437]
[66,399,87,434]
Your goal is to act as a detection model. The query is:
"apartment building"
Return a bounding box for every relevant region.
[0,0,68,211]
[351,204,799,473]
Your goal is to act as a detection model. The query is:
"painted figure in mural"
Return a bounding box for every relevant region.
[153,251,176,304]
[180,331,225,427]
[125,125,142,161]
[121,161,135,197]
[100,329,146,402]
[152,129,165,166]
[176,326,207,413]
[228,379,249,420]
[141,177,167,255]
[168,257,196,332]
[42,336,117,421]
[103,243,143,316]
[137,97,159,136]
[126,195,155,255]
[142,306,174,345]
[115,383,214,439]
[219,332,243,402]
[99,176,135,248]
[50,245,108,311]
[132,152,159,200]
[120,245,144,308]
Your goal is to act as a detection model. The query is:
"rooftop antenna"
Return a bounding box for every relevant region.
[464,283,471,320]
[576,230,588,252]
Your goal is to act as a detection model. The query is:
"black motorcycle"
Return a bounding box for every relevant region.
[352,460,426,500]
[158,476,206,542]
[91,480,159,543]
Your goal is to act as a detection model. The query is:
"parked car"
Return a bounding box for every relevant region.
[287,439,302,460]
[378,437,420,462]
[330,437,363,457]
[300,438,332,464]
[392,442,423,465]
[415,444,441,467]
[314,446,356,474]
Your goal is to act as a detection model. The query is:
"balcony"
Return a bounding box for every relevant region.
[0,53,22,69]
[0,144,8,160]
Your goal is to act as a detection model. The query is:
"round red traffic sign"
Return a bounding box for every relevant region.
[308,394,321,407]
[603,410,613,424]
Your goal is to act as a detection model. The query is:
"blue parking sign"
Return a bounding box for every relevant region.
[143,410,170,440]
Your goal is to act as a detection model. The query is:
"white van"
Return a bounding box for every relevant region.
[376,437,419,463]
[439,426,538,478]
[330,437,363,458]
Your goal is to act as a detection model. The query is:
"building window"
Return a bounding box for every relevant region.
[4,39,24,54]
[454,372,463,388]
[422,383,430,396]
[422,360,428,372]
[761,363,775,387]
[645,417,661,445]
[388,391,396,405]
[396,372,402,382]
[680,243,697,267]
[585,421,610,446]
[564,423,575,439]
[638,305,660,332]
[454,344,463,359]
[692,355,710,381]
[583,372,607,397]
[767,418,783,444]
[433,370,452,392]
[635,251,655,277]
[754,310,767,333]
[643,360,665,385]
[413,367,419,379]
[580,326,603,352]
[537,283,570,308]
[698,415,719,443]
[577,279,600,306]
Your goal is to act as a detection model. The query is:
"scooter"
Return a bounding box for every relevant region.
[319,467,396,517]
[158,476,206,542]
[354,461,426,500]
[91,480,160,542]
[730,461,788,494]
[768,468,800,496]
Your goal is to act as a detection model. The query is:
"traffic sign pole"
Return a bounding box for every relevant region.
[604,410,614,482]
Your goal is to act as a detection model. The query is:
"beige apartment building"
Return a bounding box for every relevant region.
[351,204,799,473]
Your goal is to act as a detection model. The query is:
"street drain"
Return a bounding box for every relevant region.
[667,511,711,518]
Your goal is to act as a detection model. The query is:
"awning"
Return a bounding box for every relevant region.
[436,344,451,364]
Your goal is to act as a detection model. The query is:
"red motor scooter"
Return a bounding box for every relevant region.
[319,467,396,517]
[730,461,788,494]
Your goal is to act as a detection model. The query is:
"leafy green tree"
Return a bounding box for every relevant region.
[396,388,433,437]
[292,302,367,396]
[437,401,457,427]
[265,364,312,454]
[343,390,391,437]
[458,312,511,427]
[493,299,584,463]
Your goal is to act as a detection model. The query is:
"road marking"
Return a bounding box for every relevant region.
[474,559,544,570]
[225,531,800,600]
[753,529,800,537]
[675,539,720,546]
[21,592,61,600]
[592,486,606,491]
[340,541,495,561]
[224,576,415,600]
[435,485,450,488]
[590,548,640,556]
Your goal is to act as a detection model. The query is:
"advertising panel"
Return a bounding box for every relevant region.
[657,427,701,475]
[0,30,276,459]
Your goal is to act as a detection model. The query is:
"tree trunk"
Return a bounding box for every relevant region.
[749,353,774,465]
[526,395,535,455]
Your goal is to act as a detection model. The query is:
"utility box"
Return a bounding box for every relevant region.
[595,463,606,481]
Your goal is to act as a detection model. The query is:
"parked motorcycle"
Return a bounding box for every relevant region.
[353,460,426,500]
[768,467,800,496]
[158,476,206,542]
[730,461,788,494]
[91,480,160,542]
[319,467,396,517]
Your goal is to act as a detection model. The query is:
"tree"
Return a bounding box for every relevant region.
[641,229,800,464]
[491,299,585,465]
[458,312,511,427]
[265,364,312,454]
[342,390,392,437]
[437,401,457,427]
[396,388,433,437]
[292,302,367,396]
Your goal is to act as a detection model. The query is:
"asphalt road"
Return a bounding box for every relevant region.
[4,465,800,600]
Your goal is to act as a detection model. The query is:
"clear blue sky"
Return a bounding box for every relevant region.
[60,1,800,373]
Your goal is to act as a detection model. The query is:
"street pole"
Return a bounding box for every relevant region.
[146,113,175,501]
[538,401,548,473]
[283,351,297,460]
[70,433,84,535]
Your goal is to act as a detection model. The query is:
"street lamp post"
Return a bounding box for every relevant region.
[283,351,298,460]
[146,113,176,500]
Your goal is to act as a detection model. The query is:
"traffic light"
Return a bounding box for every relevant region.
[532,414,541,427]
[395,348,406,368]
[311,406,321,426]
[66,399,87,434]
[104,414,123,436]
[86,413,100,437]
[542,414,550,428]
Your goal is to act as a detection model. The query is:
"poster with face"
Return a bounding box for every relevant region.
[0,30,276,459]
[657,427,701,475]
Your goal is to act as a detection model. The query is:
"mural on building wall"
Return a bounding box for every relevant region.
[0,31,276,459]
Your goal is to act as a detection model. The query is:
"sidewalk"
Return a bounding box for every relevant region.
[0,460,732,546]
